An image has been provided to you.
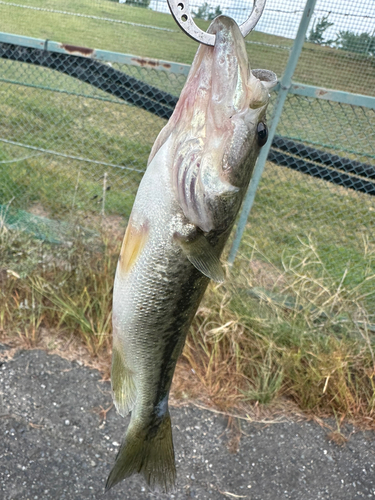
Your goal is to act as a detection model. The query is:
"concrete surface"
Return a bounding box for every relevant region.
[1,344,375,499]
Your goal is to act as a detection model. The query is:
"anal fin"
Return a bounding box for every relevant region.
[111,345,137,417]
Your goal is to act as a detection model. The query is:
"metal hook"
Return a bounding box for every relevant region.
[167,0,266,46]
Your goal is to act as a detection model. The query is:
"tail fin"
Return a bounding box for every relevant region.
[105,412,176,493]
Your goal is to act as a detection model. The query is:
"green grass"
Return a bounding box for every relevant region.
[1,9,374,296]
[1,0,374,94]
[242,162,375,306]
[0,224,115,354]
[182,230,375,418]
[276,93,375,160]
[0,79,166,216]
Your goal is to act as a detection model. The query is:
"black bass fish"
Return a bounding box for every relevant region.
[106,15,277,492]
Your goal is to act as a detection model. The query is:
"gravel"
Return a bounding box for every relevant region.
[1,344,374,499]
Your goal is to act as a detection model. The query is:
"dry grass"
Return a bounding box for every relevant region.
[1,216,375,428]
[183,236,375,425]
[0,209,117,358]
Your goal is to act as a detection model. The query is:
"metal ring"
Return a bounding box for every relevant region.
[167,0,266,46]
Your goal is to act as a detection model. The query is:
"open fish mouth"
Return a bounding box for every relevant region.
[172,15,277,130]
[155,15,278,233]
[148,16,277,166]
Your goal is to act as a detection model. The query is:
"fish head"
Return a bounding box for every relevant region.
[148,16,277,233]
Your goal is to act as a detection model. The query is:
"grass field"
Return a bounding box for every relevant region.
[1,0,375,95]
[1,0,375,423]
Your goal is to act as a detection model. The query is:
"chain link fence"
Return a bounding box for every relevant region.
[0,44,186,231]
[0,0,374,311]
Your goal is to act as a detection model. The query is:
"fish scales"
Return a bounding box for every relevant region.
[106,15,277,492]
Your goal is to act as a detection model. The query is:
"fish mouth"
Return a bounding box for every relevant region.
[204,15,277,114]
[147,16,277,166]
[207,15,254,112]
[169,15,277,132]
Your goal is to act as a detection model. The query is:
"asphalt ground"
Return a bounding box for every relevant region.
[1,343,375,500]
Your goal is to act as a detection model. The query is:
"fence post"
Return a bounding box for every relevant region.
[228,0,318,264]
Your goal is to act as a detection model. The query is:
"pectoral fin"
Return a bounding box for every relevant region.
[118,218,149,276]
[176,233,225,283]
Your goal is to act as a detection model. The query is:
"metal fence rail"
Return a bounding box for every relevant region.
[2,31,374,208]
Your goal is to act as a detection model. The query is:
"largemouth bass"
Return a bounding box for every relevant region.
[106,15,277,492]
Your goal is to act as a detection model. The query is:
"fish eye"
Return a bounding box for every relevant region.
[257,122,268,147]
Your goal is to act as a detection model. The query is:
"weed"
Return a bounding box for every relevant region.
[1,217,375,424]
[182,236,375,422]
[1,217,119,356]
[241,347,284,405]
